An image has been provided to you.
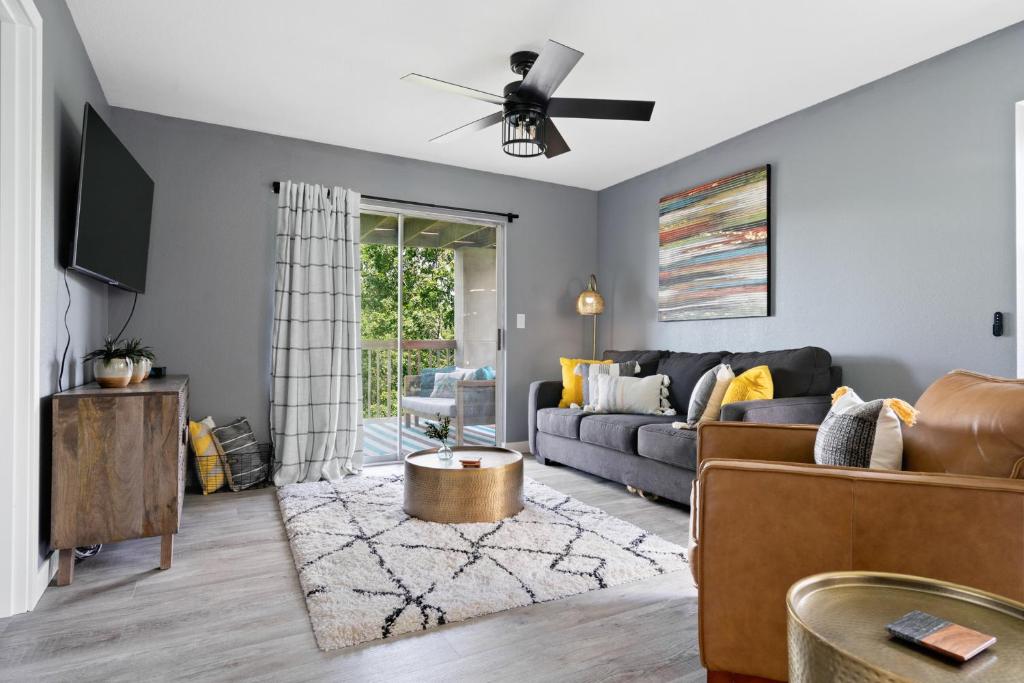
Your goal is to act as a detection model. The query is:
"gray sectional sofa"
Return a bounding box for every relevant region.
[528,347,841,504]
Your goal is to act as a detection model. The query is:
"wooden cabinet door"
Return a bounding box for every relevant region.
[52,392,181,548]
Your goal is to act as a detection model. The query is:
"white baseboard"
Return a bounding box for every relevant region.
[502,440,531,454]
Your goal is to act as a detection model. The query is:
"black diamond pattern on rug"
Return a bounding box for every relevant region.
[278,474,687,651]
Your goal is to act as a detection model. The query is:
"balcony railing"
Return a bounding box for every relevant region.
[362,339,456,419]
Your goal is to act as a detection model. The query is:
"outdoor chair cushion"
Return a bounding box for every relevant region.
[402,396,457,418]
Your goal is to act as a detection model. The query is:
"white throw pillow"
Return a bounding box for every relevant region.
[574,361,639,407]
[814,387,918,470]
[430,369,476,398]
[592,374,676,416]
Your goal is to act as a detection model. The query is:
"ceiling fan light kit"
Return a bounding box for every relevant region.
[502,104,547,157]
[404,39,655,159]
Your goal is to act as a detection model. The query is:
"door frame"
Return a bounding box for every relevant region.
[359,201,507,462]
[1016,100,1023,377]
[0,0,44,618]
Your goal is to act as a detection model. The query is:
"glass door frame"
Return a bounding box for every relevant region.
[360,200,507,464]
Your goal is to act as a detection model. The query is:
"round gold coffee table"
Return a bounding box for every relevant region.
[788,571,1024,683]
[403,446,524,523]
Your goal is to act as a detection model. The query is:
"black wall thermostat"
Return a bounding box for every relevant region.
[993,312,1003,337]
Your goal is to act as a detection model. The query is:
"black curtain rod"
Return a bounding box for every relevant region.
[270,181,517,223]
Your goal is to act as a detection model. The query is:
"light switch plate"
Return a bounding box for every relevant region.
[516,313,526,329]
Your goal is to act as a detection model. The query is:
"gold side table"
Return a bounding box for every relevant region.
[788,571,1024,683]
[404,446,523,523]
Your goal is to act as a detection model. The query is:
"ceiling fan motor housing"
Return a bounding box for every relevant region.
[509,50,539,76]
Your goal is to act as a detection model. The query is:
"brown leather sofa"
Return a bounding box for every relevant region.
[689,370,1024,682]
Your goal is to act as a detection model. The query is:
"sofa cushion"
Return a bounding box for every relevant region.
[579,413,678,454]
[602,349,669,377]
[536,407,587,440]
[657,351,728,413]
[722,346,833,398]
[402,396,457,418]
[637,424,698,470]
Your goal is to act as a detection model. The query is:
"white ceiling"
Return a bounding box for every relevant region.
[67,0,1024,191]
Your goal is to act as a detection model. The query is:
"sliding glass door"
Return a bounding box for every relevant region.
[360,206,503,464]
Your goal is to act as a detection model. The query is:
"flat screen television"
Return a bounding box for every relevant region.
[70,103,154,293]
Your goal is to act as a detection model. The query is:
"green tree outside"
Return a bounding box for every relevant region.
[360,244,456,417]
[360,244,455,340]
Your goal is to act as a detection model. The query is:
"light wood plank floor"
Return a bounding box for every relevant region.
[0,457,703,683]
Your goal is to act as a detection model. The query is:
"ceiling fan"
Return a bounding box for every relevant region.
[402,39,655,159]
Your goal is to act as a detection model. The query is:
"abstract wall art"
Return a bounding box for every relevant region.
[658,165,770,321]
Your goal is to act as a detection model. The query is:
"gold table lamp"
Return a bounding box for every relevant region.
[576,274,605,360]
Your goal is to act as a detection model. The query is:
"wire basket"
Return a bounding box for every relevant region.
[221,441,274,491]
[190,440,274,493]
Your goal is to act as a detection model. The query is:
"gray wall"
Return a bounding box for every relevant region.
[597,21,1024,402]
[37,0,111,559]
[40,0,110,396]
[108,110,597,443]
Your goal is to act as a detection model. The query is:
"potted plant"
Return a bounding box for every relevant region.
[83,337,134,388]
[121,338,156,383]
[424,414,454,461]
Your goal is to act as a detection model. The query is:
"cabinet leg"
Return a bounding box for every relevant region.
[160,534,174,570]
[57,549,74,586]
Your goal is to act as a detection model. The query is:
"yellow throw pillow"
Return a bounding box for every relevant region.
[189,417,226,494]
[559,358,613,407]
[721,365,774,405]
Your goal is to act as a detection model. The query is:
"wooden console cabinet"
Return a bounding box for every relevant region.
[51,376,188,585]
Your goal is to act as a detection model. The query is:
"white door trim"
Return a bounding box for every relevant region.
[0,0,44,618]
[1015,101,1024,377]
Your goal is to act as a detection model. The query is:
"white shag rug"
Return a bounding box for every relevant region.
[278,474,688,651]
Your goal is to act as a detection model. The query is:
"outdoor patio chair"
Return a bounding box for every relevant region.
[402,374,496,446]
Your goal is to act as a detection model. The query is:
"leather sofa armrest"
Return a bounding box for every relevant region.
[528,380,562,455]
[696,422,818,466]
[719,395,831,424]
[694,459,1024,681]
[688,423,818,586]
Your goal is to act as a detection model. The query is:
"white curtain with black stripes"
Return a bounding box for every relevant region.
[271,181,363,485]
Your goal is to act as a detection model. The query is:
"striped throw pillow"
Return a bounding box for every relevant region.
[212,417,267,491]
[189,417,225,494]
[574,361,639,408]
[814,387,918,469]
[593,374,676,416]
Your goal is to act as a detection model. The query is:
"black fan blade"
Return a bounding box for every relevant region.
[402,73,506,106]
[429,111,503,143]
[543,120,570,158]
[547,98,655,121]
[516,40,583,102]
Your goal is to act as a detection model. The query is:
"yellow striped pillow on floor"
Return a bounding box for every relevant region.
[189,417,226,494]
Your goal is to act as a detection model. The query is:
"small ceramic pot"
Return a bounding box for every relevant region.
[94,358,134,388]
[130,358,152,384]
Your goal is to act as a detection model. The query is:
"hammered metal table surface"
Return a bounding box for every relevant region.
[787,572,1024,683]
[403,446,524,523]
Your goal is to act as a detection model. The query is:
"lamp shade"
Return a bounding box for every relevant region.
[576,274,605,316]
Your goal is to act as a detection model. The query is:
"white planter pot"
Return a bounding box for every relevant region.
[94,357,134,388]
[130,358,152,384]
